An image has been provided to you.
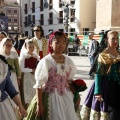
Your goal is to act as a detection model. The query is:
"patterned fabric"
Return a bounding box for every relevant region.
[44,67,71,95]
[81,105,108,120]
[23,92,50,120]
[31,37,48,57]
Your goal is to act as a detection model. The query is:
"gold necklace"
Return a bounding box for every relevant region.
[52,54,64,63]
[52,54,62,59]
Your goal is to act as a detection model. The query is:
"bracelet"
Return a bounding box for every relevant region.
[18,77,21,79]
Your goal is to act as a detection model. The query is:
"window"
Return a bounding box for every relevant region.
[49,0,53,10]
[14,10,17,14]
[49,29,53,32]
[32,2,35,13]
[25,31,28,37]
[32,15,35,24]
[24,16,28,27]
[48,12,53,24]
[8,19,11,22]
[70,0,75,5]
[59,29,64,32]
[8,26,12,30]
[28,15,31,26]
[14,27,18,31]
[24,4,27,14]
[40,0,43,11]
[40,14,44,25]
[83,28,89,35]
[70,9,75,22]
[14,19,17,23]
[8,10,11,14]
[59,0,63,8]
[70,28,75,35]
[59,11,63,24]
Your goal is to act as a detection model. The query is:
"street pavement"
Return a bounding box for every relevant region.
[68,55,94,106]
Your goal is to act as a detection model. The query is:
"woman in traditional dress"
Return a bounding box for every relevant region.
[0,54,27,120]
[80,31,120,120]
[24,31,80,120]
[0,37,21,119]
[19,39,39,109]
[31,25,48,59]
[0,38,21,97]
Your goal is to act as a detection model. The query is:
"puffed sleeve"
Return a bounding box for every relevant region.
[67,56,77,79]
[33,58,49,88]
[5,72,18,99]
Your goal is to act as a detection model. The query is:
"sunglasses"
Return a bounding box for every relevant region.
[33,30,40,32]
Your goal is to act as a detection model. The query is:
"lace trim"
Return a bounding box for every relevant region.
[80,105,108,120]
[48,94,51,120]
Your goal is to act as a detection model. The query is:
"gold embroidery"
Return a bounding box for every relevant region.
[31,37,48,57]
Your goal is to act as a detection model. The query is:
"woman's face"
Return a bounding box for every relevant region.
[3,40,13,52]
[51,35,66,54]
[34,27,42,38]
[26,43,35,53]
[107,33,119,48]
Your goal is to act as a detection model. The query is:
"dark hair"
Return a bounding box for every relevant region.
[0,31,7,37]
[48,31,66,53]
[34,25,44,37]
[50,31,66,42]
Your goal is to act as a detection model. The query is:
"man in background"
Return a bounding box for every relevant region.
[88,32,99,79]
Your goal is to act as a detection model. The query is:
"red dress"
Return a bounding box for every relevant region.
[39,51,43,59]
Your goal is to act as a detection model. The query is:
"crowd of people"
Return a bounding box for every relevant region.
[0,26,120,120]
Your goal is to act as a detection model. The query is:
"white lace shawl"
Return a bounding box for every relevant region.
[33,54,77,88]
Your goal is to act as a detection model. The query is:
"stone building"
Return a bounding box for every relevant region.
[0,0,21,34]
[95,0,120,33]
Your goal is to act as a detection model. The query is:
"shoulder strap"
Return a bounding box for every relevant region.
[0,55,7,64]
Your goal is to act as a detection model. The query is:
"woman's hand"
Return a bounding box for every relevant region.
[75,97,81,110]
[36,104,44,117]
[95,94,103,101]
[18,105,27,118]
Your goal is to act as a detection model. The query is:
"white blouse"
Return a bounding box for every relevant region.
[34,37,42,51]
[33,54,77,88]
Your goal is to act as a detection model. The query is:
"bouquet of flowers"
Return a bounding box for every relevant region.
[69,79,87,111]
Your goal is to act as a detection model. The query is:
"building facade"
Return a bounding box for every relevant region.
[0,0,21,34]
[95,0,120,33]
[80,0,96,35]
[21,0,96,37]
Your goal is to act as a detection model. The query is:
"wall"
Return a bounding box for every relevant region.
[80,0,96,33]
[95,0,112,32]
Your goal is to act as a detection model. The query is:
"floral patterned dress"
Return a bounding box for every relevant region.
[24,54,80,120]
